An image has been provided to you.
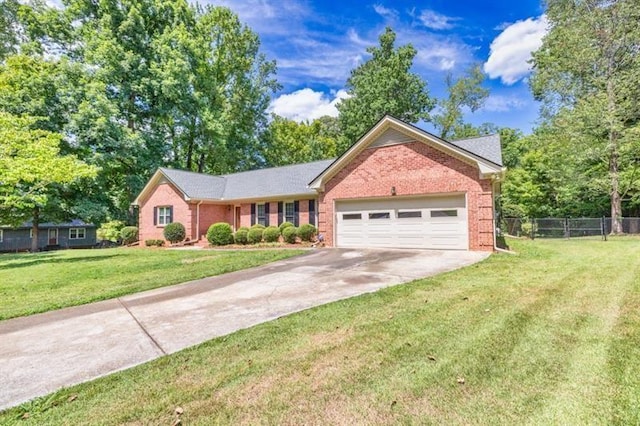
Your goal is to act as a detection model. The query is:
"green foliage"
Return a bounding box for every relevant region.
[207,223,234,246]
[234,227,249,245]
[263,115,339,166]
[282,226,298,244]
[297,224,316,242]
[432,64,489,139]
[279,222,294,232]
[163,222,186,244]
[1,2,278,223]
[337,27,434,150]
[0,112,98,251]
[251,223,266,229]
[263,226,281,243]
[144,239,165,247]
[247,227,264,244]
[530,0,640,231]
[97,220,125,242]
[120,226,139,245]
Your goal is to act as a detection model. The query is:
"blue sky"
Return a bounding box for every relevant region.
[205,0,548,134]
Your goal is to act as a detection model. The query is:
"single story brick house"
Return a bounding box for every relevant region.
[133,115,505,251]
[0,220,97,252]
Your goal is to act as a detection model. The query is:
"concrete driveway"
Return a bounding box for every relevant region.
[0,248,488,410]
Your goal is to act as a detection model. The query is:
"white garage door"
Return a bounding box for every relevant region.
[336,195,468,250]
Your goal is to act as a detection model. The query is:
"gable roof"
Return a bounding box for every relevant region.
[1,219,95,229]
[309,115,505,189]
[134,116,505,205]
[134,159,335,205]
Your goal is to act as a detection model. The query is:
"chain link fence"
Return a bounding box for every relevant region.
[502,217,640,239]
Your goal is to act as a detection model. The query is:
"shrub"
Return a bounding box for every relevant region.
[97,220,125,242]
[279,221,294,233]
[207,222,234,246]
[234,227,249,245]
[297,224,316,242]
[247,227,264,244]
[282,226,298,244]
[163,222,186,243]
[120,226,139,245]
[251,223,266,230]
[263,226,281,243]
[144,239,164,247]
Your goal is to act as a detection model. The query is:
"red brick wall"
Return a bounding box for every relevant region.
[319,142,495,251]
[197,204,231,239]
[139,182,194,243]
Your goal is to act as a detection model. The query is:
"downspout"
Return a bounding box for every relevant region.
[196,200,203,241]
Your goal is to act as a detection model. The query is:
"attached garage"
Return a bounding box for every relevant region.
[335,195,468,250]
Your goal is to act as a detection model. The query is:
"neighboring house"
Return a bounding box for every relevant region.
[133,115,506,251]
[0,220,97,252]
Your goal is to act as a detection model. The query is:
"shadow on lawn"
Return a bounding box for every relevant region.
[0,253,122,270]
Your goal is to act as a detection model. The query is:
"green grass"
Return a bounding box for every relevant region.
[2,238,640,425]
[0,248,305,320]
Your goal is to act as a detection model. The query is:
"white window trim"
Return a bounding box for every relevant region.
[0,229,3,243]
[157,206,172,226]
[256,203,267,226]
[69,227,86,240]
[284,201,295,223]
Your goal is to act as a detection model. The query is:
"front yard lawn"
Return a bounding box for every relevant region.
[0,248,305,320]
[2,238,640,424]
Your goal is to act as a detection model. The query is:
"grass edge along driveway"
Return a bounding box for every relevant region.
[0,248,306,320]
[2,237,640,424]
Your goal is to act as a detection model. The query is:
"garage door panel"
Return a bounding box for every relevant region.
[336,196,468,250]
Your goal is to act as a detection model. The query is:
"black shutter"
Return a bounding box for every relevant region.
[153,207,157,225]
[168,206,173,224]
[308,200,316,226]
[264,203,270,226]
[294,200,299,227]
[278,202,283,225]
[251,203,256,226]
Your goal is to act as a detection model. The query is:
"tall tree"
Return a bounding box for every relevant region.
[337,27,434,150]
[6,1,278,221]
[530,0,640,233]
[263,115,339,166]
[432,64,489,139]
[0,113,97,251]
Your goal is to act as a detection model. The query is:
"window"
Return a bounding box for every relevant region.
[30,229,33,239]
[369,212,391,219]
[69,228,86,239]
[431,210,458,218]
[398,211,422,219]
[257,203,267,226]
[157,206,172,225]
[343,213,362,220]
[0,229,3,243]
[284,202,295,223]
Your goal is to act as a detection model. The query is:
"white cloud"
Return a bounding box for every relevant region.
[484,15,548,85]
[269,88,349,122]
[373,4,398,21]
[482,95,526,112]
[418,9,459,30]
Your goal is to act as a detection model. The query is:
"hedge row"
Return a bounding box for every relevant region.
[206,222,317,246]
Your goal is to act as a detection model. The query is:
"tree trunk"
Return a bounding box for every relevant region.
[607,79,624,235]
[31,206,39,253]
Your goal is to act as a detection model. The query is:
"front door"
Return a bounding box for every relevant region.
[48,228,58,245]
[235,206,242,231]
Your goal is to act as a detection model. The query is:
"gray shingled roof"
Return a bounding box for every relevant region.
[158,167,227,199]
[449,134,503,166]
[158,131,501,201]
[160,159,334,201]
